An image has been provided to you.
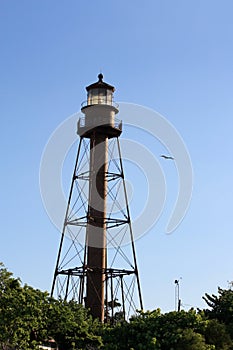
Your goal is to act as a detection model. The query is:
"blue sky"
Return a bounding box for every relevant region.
[1,0,233,312]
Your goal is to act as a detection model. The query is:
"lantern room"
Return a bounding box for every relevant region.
[79,74,121,138]
[86,73,114,106]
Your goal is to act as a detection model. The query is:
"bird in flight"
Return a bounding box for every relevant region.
[160,155,174,160]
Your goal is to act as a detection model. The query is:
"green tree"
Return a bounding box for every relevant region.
[47,298,102,349]
[155,309,209,350]
[203,288,233,325]
[101,309,212,350]
[204,319,231,350]
[0,263,50,349]
[174,328,213,350]
[2,262,233,350]
[203,288,233,347]
[0,263,102,350]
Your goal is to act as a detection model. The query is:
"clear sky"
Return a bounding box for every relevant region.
[0,0,233,313]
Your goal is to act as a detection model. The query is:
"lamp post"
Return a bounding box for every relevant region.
[174,279,181,311]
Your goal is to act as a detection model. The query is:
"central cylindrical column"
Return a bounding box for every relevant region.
[86,133,108,321]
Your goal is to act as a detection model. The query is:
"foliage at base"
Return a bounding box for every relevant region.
[1,263,233,349]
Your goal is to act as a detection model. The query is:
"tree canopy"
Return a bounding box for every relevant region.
[1,263,233,349]
[0,263,101,350]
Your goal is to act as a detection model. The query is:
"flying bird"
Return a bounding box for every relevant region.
[160,155,174,160]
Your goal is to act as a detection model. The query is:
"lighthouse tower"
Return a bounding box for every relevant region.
[51,74,143,322]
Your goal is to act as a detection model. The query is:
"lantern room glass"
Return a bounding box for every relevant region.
[87,88,113,106]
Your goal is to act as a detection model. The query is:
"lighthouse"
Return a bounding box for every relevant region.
[51,74,143,322]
